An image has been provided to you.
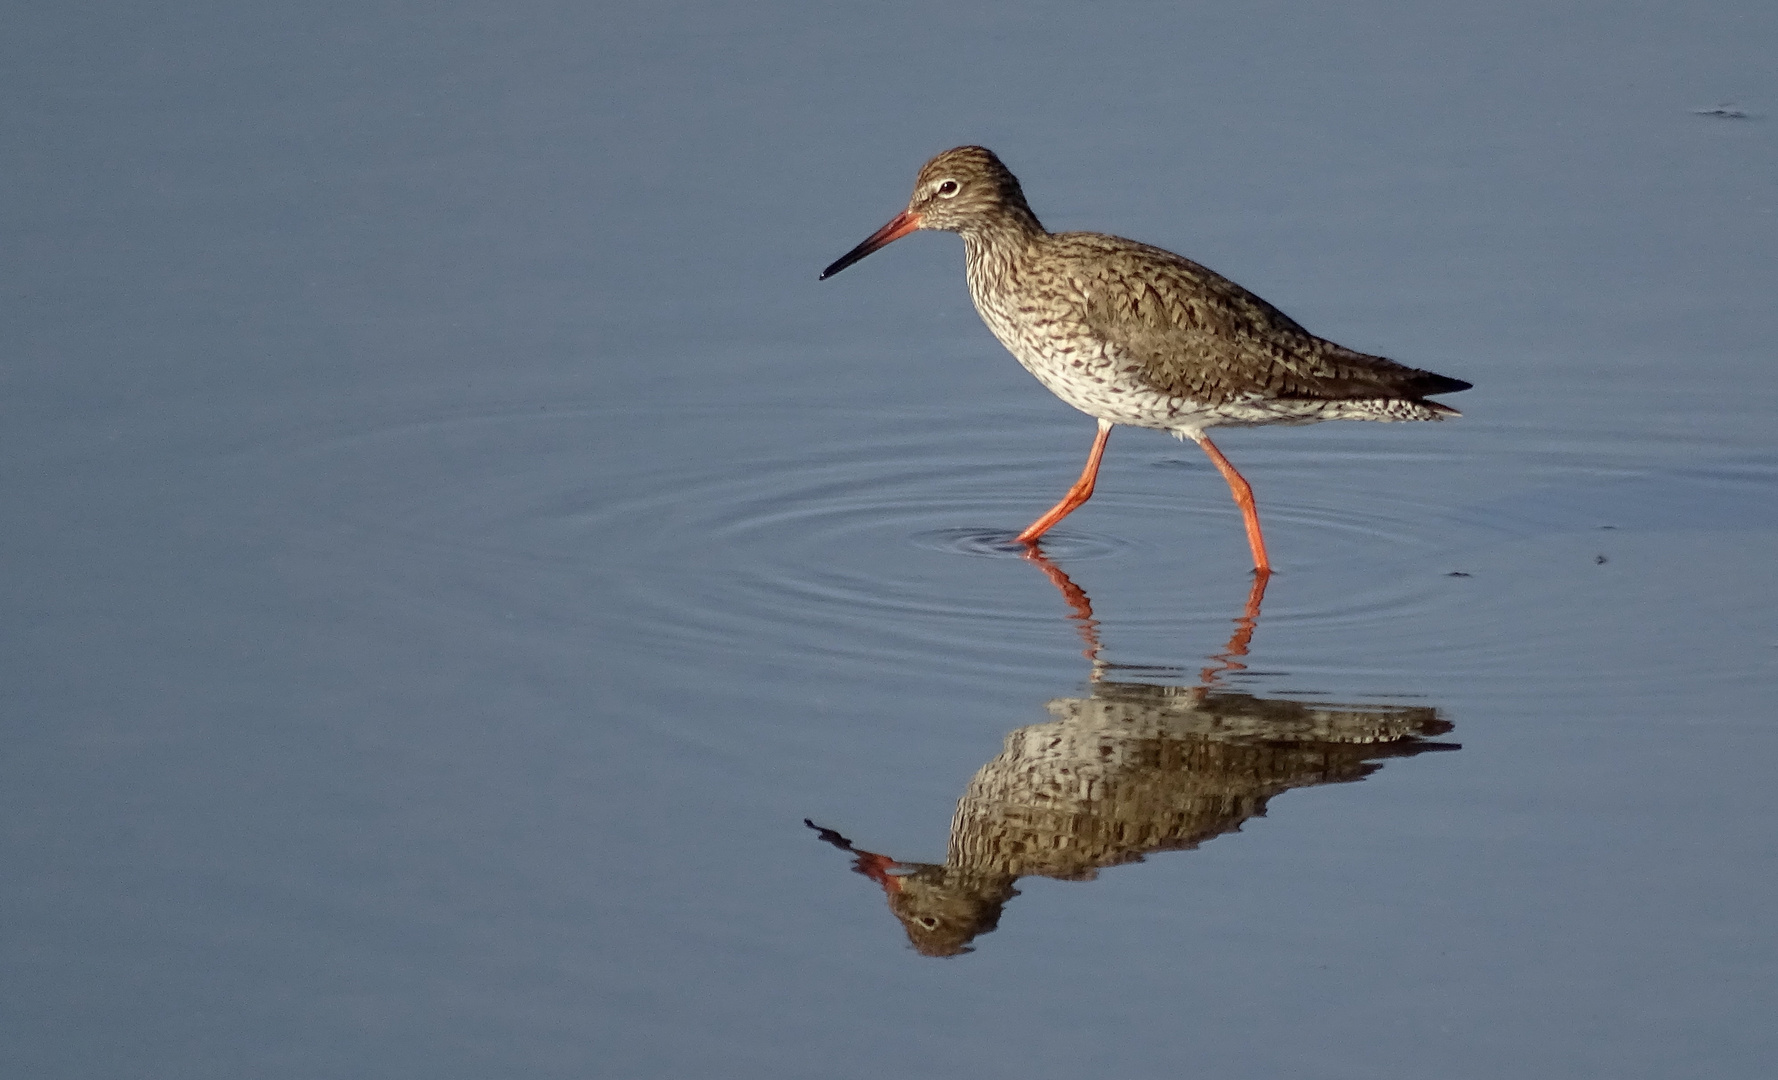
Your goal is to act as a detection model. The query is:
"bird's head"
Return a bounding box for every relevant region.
[820,146,1041,280]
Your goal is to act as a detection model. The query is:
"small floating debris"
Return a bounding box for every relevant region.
[1693,103,1750,119]
[1446,571,1471,577]
[1595,554,1609,565]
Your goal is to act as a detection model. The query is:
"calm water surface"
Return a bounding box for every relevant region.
[5,3,1775,1078]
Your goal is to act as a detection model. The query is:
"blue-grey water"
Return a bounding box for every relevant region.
[5,3,1775,1077]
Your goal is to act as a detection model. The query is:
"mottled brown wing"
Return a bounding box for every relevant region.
[1069,236,1466,404]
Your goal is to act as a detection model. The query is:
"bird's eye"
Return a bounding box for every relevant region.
[936,179,960,198]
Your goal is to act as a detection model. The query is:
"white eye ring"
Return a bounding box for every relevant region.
[935,179,960,198]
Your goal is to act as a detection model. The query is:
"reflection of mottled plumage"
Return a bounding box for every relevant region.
[884,686,1453,957]
[807,557,1458,957]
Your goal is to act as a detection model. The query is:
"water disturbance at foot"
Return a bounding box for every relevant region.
[225,393,1775,699]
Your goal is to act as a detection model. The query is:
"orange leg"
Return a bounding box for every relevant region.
[1192,433,1272,574]
[1017,419,1113,544]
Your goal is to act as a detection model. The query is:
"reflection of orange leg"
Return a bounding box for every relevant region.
[1192,433,1271,574]
[1017,419,1113,545]
[1200,570,1271,688]
[1021,548,1102,668]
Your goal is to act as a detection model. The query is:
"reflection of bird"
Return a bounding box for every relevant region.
[821,146,1471,572]
[808,557,1457,957]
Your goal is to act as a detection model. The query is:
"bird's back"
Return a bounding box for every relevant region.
[967,229,1469,430]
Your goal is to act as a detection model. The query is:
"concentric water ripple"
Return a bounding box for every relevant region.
[223,398,1778,693]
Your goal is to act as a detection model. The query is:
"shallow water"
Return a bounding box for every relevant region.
[5,3,1776,1078]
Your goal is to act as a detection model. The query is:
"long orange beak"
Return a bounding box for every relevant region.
[819,209,923,280]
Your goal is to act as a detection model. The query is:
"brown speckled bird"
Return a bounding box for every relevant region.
[820,146,1471,573]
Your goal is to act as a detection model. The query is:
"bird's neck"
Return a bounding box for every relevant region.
[961,208,1046,291]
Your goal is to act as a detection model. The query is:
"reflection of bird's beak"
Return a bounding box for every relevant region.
[819,209,923,280]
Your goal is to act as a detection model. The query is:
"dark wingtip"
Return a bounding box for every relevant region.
[1420,373,1472,396]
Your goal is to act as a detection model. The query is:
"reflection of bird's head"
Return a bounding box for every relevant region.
[882,864,1018,958]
